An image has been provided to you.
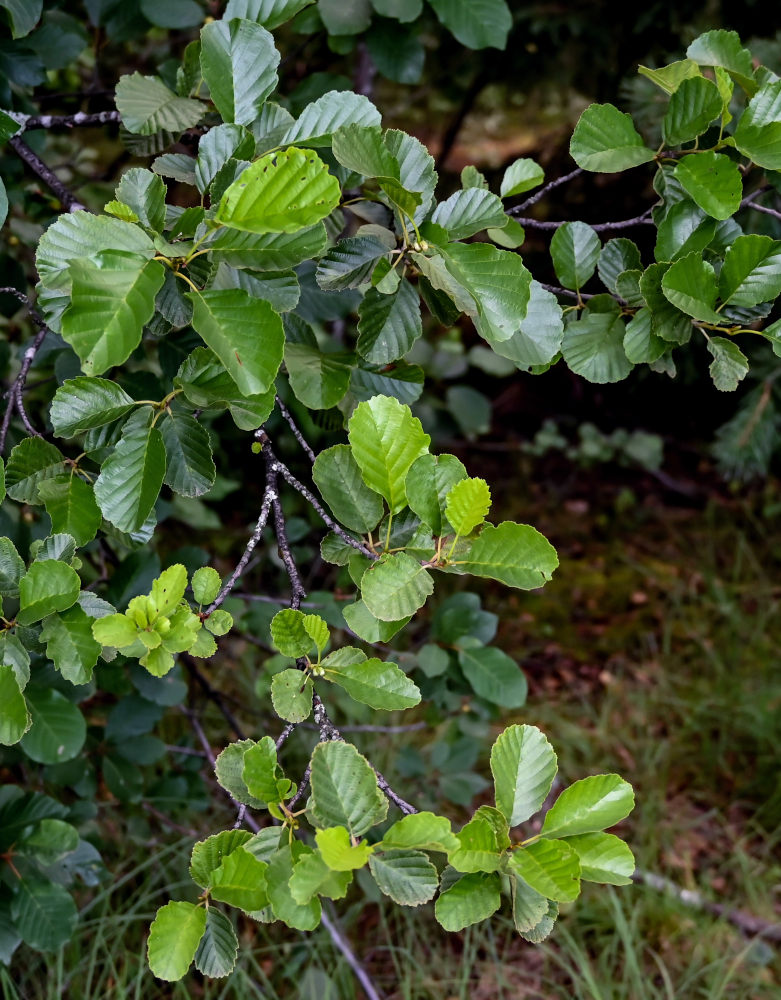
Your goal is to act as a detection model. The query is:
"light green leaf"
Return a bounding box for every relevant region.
[687,29,756,95]
[304,614,329,654]
[17,561,80,626]
[348,395,430,513]
[707,337,749,392]
[405,453,466,535]
[215,148,340,233]
[448,816,503,873]
[282,91,381,148]
[160,410,216,497]
[457,646,527,707]
[459,521,558,589]
[149,564,187,617]
[562,309,632,384]
[20,687,86,764]
[49,377,135,438]
[0,666,30,745]
[242,736,294,804]
[428,0,511,50]
[288,851,353,904]
[188,288,284,396]
[541,773,635,838]
[361,552,434,621]
[309,740,388,836]
[190,830,254,888]
[500,157,544,197]
[194,908,238,979]
[315,826,373,871]
[213,744,266,808]
[718,235,781,307]
[431,188,507,241]
[490,724,558,826]
[322,647,421,710]
[267,844,322,929]
[434,872,501,931]
[271,669,313,722]
[313,445,384,534]
[550,222,600,291]
[570,103,655,172]
[270,608,312,657]
[210,847,269,911]
[341,599,411,643]
[662,76,722,146]
[674,151,742,220]
[508,839,581,901]
[91,613,139,649]
[445,477,490,536]
[38,476,101,547]
[491,280,563,370]
[200,19,279,126]
[733,80,781,169]
[511,874,549,933]
[61,250,165,375]
[660,252,723,322]
[94,410,166,532]
[115,73,204,135]
[11,880,77,953]
[565,832,635,885]
[381,812,458,853]
[40,605,102,685]
[638,59,701,95]
[147,901,206,981]
[369,849,438,905]
[441,242,532,345]
[357,281,422,364]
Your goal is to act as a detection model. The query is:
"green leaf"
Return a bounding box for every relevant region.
[192,567,220,606]
[361,552,434,621]
[315,827,373,871]
[428,0,511,50]
[511,874,549,933]
[210,847,269,911]
[457,646,527,707]
[312,445,384,534]
[405,453,466,535]
[49,377,135,438]
[508,839,581,901]
[115,73,204,135]
[707,337,749,392]
[40,605,102,685]
[322,647,421,710]
[331,123,400,178]
[459,521,558,589]
[623,308,667,364]
[371,0,421,20]
[597,238,642,295]
[441,242,532,345]
[518,899,559,943]
[214,743,266,808]
[686,29,756,95]
[194,908,238,979]
[11,880,77,953]
[17,561,80,626]
[200,19,279,126]
[215,148,340,233]
[562,309,632,384]
[207,224,328,270]
[341,599,411,643]
[194,124,254,194]
[94,410,166,532]
[550,222,600,291]
[318,0,372,34]
[431,188,507,241]
[271,609,313,657]
[674,151,742,220]
[444,477,490,537]
[188,288,284,396]
[190,830,253,887]
[367,20,425,84]
[149,565,188,619]
[500,157,544,197]
[271,668,313,722]
[6,438,67,504]
[0,0,42,37]
[38,476,101,546]
[20,687,86,764]
[284,343,352,409]
[304,614,329,654]
[348,395,430,513]
[283,91,381,147]
[541,773,635,838]
[315,236,390,291]
[662,77,722,146]
[225,0,315,29]
[490,280,563,370]
[565,832,635,885]
[242,736,293,803]
[267,843,322,929]
[490,723,558,826]
[369,850,438,905]
[718,235,781,307]
[570,103,655,172]
[449,816,503,873]
[357,281,422,364]
[0,666,30,745]
[115,168,166,231]
[160,410,216,498]
[661,252,723,323]
[309,740,388,836]
[147,901,206,981]
[733,81,781,169]
[434,872,501,931]
[638,59,701,95]
[639,262,693,343]
[288,850,352,903]
[61,250,165,375]
[92,613,139,649]
[381,812,459,853]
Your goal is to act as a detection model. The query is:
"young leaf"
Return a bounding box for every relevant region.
[308,740,388,836]
[434,872,501,931]
[444,477,491,536]
[459,521,558,589]
[565,832,635,885]
[267,843,322,929]
[312,445,385,534]
[315,827,373,871]
[369,850,438,905]
[570,104,655,172]
[322,647,421,710]
[200,19,279,126]
[49,377,135,437]
[707,337,749,392]
[361,552,434,621]
[541,774,635,838]
[303,614,329,654]
[94,410,166,533]
[147,901,206,981]
[550,222,600,291]
[448,816,503,873]
[405,453,466,535]
[215,148,341,233]
[508,839,581,901]
[193,908,238,979]
[271,669,313,723]
[674,151,742,220]
[490,724,558,826]
[457,647,527,707]
[115,168,166,231]
[348,395,430,512]
[17,561,81,626]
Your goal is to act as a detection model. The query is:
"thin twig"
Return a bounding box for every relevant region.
[514,166,583,212]
[205,486,276,613]
[0,319,49,454]
[539,283,594,301]
[750,201,781,222]
[512,208,655,231]
[321,909,386,1000]
[18,110,121,131]
[9,135,86,211]
[275,396,316,463]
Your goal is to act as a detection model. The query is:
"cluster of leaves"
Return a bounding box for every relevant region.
[148,724,634,981]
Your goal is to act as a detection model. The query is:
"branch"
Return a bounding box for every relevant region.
[18,110,121,131]
[539,283,595,301]
[750,201,781,222]
[9,135,86,211]
[275,396,316,463]
[514,166,583,212]
[321,909,386,1000]
[0,293,50,454]
[512,208,655,231]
